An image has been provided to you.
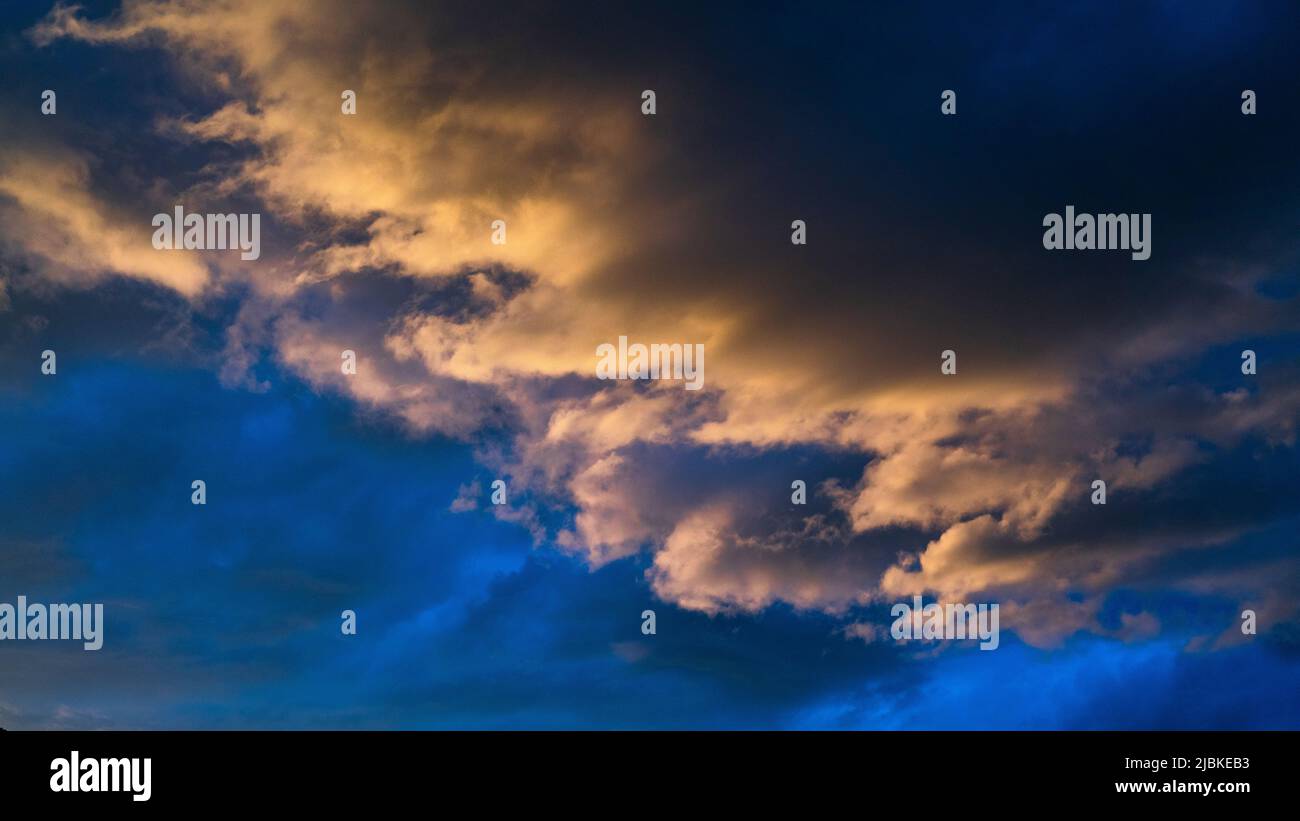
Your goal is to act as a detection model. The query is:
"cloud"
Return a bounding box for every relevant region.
[0,147,208,296]
[13,0,1300,655]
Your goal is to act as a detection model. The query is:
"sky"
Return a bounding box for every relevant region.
[0,0,1297,729]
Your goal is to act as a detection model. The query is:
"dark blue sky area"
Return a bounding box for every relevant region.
[0,342,1294,728]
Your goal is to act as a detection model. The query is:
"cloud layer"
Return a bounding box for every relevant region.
[3,0,1298,671]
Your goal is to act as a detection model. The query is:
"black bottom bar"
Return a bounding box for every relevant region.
[1,730,1288,808]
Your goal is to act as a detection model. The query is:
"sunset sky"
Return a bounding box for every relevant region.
[1,0,1298,728]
